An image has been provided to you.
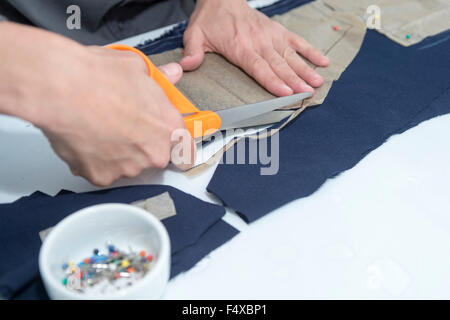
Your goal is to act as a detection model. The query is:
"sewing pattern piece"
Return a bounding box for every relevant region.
[323,0,450,46]
[150,0,366,114]
[207,29,450,223]
[131,191,177,220]
[0,185,238,299]
[150,0,367,172]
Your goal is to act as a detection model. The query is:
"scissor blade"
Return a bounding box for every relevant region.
[216,92,311,130]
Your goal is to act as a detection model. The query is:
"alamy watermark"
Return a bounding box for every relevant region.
[66,5,81,30]
[366,5,381,30]
[171,122,280,176]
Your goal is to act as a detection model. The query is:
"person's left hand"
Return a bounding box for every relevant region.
[180,0,330,97]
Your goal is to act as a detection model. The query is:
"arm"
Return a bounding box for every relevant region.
[180,0,329,97]
[0,21,195,186]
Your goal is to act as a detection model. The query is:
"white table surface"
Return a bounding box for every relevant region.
[2,0,450,299]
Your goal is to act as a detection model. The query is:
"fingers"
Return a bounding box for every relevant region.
[158,63,183,84]
[179,27,206,71]
[289,33,330,67]
[261,47,315,94]
[242,51,293,96]
[282,47,324,88]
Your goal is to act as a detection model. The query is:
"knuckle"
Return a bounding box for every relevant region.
[287,73,300,84]
[259,43,273,56]
[233,32,247,46]
[232,34,251,59]
[271,58,286,70]
[295,58,309,72]
[153,155,170,169]
[251,57,266,72]
[300,64,315,77]
[85,167,114,186]
[121,163,142,178]
[184,26,200,40]
[251,28,266,43]
[283,46,297,59]
[70,166,80,176]
[148,149,171,169]
[303,45,316,58]
[290,34,306,46]
[90,174,113,187]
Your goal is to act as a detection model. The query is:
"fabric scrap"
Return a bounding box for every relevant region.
[0,185,238,299]
[38,227,53,242]
[131,191,177,220]
[207,29,450,223]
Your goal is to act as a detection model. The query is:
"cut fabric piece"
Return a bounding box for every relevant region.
[0,185,238,299]
[207,29,450,223]
[149,0,366,112]
[323,0,450,46]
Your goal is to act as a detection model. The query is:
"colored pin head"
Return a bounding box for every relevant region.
[61,244,154,295]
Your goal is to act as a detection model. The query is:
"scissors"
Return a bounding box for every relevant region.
[107,44,311,139]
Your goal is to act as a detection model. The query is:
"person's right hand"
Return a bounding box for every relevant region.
[0,22,195,186]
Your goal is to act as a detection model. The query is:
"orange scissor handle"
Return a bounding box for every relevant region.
[106,44,221,138]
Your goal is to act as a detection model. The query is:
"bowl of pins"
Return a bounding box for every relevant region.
[39,203,170,299]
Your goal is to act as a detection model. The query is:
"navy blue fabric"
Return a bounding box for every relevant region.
[137,0,314,55]
[207,29,450,223]
[0,185,238,299]
[170,220,236,278]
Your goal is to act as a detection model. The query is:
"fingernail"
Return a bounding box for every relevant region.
[313,73,323,81]
[300,82,314,92]
[311,73,324,86]
[322,55,330,64]
[281,84,294,95]
[160,63,181,77]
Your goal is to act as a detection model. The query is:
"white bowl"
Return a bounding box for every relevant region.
[39,203,170,300]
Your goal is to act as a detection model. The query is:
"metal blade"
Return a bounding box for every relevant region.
[220,110,295,130]
[216,92,311,129]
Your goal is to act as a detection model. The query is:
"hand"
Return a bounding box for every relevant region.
[0,22,195,186]
[180,0,330,96]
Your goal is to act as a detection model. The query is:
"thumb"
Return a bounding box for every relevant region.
[158,63,183,84]
[179,27,205,71]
